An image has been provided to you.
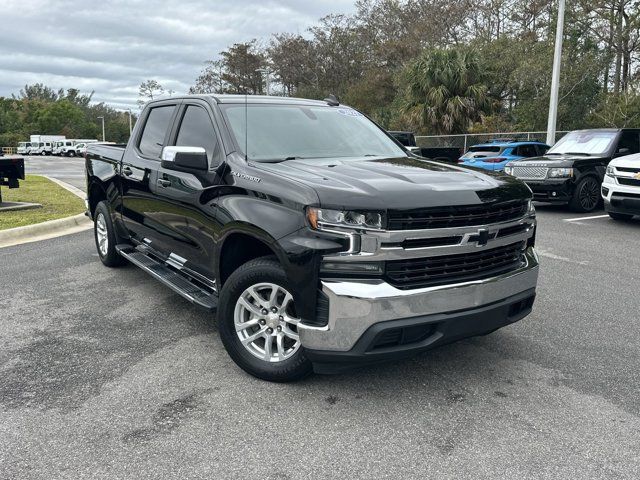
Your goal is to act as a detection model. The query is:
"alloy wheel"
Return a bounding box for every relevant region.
[234,282,301,363]
[95,213,109,257]
[579,178,599,211]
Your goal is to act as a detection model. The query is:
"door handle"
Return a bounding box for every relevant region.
[157,178,171,188]
[122,166,133,176]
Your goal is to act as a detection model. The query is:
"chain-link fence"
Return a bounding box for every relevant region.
[415,131,569,151]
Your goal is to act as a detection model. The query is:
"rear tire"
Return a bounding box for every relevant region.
[94,201,126,267]
[569,176,601,213]
[608,212,633,221]
[68,151,76,157]
[217,257,313,382]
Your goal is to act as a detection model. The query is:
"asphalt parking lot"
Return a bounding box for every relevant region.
[23,155,86,191]
[2,187,640,477]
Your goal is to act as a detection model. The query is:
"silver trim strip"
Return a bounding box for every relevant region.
[323,214,535,261]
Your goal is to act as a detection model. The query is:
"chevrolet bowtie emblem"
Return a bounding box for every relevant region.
[634,172,640,180]
[467,228,490,247]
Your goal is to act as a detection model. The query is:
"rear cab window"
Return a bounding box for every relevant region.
[138,105,177,158]
[462,146,502,159]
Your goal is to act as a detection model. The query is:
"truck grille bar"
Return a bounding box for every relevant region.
[387,200,528,230]
[385,241,527,289]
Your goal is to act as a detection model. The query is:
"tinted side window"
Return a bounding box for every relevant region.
[175,105,220,164]
[537,145,550,156]
[138,105,176,158]
[517,144,538,157]
[618,131,640,154]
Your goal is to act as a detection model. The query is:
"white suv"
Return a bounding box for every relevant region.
[602,153,640,220]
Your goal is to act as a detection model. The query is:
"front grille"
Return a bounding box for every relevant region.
[614,191,640,199]
[387,201,527,230]
[385,241,526,289]
[616,167,640,174]
[512,166,548,180]
[618,177,640,187]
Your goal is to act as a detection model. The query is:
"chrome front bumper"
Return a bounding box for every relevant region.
[299,247,539,351]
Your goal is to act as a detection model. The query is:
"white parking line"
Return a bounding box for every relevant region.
[563,214,609,222]
[536,249,589,266]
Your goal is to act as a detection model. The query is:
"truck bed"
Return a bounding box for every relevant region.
[86,144,127,163]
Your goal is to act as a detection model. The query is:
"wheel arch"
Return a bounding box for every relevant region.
[216,225,290,289]
[87,180,107,218]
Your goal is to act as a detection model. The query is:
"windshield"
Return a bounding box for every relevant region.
[220,104,405,161]
[547,131,617,155]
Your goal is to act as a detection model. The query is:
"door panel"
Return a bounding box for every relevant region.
[147,103,224,278]
[120,103,177,246]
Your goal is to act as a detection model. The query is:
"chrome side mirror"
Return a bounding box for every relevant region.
[161,146,208,171]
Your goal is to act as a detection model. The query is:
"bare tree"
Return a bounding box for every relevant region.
[137,80,164,107]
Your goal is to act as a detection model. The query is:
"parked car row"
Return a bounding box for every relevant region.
[16,138,99,156]
[458,139,550,171]
[398,128,638,219]
[504,128,640,216]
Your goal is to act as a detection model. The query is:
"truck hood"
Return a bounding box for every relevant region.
[512,154,606,168]
[258,156,531,210]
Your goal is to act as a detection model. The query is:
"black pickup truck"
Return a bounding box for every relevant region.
[0,155,25,203]
[505,128,640,212]
[85,95,539,382]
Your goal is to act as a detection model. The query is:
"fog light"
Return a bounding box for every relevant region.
[320,261,383,275]
[602,187,609,196]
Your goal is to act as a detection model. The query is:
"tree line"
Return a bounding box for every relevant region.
[184,0,640,135]
[0,84,134,146]
[3,0,640,146]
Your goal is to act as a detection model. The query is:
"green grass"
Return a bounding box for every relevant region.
[0,175,85,230]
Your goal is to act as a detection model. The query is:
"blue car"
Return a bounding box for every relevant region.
[458,139,550,171]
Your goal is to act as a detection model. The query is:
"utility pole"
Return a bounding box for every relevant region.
[97,116,105,142]
[546,0,566,146]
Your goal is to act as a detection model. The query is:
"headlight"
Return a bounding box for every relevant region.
[606,165,615,177]
[307,207,383,230]
[504,165,513,175]
[548,167,574,178]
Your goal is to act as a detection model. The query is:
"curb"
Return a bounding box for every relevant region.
[42,175,86,199]
[0,213,92,249]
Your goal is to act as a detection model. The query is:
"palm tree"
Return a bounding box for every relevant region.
[403,48,493,134]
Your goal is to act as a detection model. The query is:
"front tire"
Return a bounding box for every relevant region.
[94,201,126,267]
[569,176,601,213]
[218,257,313,382]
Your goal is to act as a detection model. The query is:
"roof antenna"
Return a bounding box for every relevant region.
[324,94,340,106]
[244,48,249,161]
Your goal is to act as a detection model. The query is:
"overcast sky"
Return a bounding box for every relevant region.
[0,0,356,110]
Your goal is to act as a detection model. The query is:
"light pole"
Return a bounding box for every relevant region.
[126,108,133,136]
[256,68,271,95]
[97,116,105,142]
[546,0,566,146]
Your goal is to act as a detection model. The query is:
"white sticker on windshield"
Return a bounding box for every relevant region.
[336,108,363,117]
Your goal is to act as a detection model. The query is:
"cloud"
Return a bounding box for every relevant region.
[0,0,356,109]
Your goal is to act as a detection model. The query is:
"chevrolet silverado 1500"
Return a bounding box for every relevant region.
[85,95,539,381]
